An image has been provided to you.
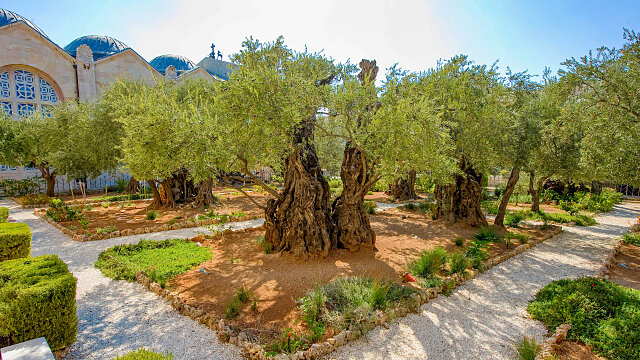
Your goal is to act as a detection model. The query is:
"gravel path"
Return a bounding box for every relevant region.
[327,202,640,360]
[1,199,252,360]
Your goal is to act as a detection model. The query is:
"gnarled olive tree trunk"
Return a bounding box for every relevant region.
[147,179,162,208]
[124,177,139,194]
[434,157,487,227]
[264,121,335,259]
[389,170,418,201]
[332,145,376,251]
[494,166,520,228]
[529,171,548,212]
[194,178,220,209]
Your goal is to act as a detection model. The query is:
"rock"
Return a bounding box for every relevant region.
[191,234,205,243]
[334,331,347,347]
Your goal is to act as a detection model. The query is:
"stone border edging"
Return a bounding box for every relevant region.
[593,237,624,279]
[132,225,562,360]
[33,209,256,242]
[535,323,571,360]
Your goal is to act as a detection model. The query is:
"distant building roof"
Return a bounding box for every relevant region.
[197,57,237,81]
[150,54,196,75]
[64,35,129,60]
[0,8,49,39]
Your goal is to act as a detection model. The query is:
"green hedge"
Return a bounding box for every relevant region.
[0,255,78,350]
[0,207,8,222]
[113,348,173,360]
[0,222,31,261]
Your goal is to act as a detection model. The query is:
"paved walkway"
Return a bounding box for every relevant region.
[327,202,640,360]
[1,199,250,360]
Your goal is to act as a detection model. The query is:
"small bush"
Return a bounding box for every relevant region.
[363,200,376,215]
[236,286,251,303]
[0,255,77,350]
[45,199,84,222]
[226,297,241,319]
[265,328,309,356]
[504,212,524,227]
[0,222,31,261]
[474,226,501,243]
[146,210,159,220]
[505,231,528,244]
[0,207,8,222]
[408,247,448,278]
[96,225,117,235]
[404,203,417,210]
[514,336,540,360]
[113,348,173,360]
[482,200,500,215]
[0,176,42,197]
[528,277,640,360]
[16,193,51,206]
[255,235,272,254]
[454,236,464,246]
[449,252,469,274]
[622,232,640,245]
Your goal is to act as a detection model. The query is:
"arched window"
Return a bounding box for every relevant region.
[0,66,61,119]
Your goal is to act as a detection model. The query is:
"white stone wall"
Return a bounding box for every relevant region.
[94,50,159,96]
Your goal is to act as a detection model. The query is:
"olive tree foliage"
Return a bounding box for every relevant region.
[0,101,119,196]
[561,28,640,186]
[408,55,504,226]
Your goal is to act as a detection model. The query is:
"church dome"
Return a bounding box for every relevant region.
[0,8,49,39]
[150,54,196,75]
[64,35,129,60]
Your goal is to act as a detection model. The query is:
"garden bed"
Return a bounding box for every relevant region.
[97,206,561,358]
[33,191,269,241]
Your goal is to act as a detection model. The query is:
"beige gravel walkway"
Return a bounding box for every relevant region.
[327,202,640,360]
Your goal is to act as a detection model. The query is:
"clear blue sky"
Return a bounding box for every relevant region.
[4,0,639,79]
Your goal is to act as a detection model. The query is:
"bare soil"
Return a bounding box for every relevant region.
[608,243,640,290]
[170,206,557,338]
[554,341,606,360]
[506,203,564,213]
[50,190,269,236]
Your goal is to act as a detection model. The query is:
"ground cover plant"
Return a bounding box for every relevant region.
[510,209,597,226]
[528,277,640,360]
[95,239,212,288]
[112,348,173,360]
[0,254,77,350]
[0,207,8,222]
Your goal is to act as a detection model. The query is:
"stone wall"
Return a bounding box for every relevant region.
[94,50,159,96]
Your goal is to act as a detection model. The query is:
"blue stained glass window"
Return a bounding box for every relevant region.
[17,103,35,118]
[41,105,54,117]
[15,70,35,100]
[0,71,10,98]
[39,78,59,103]
[0,101,11,116]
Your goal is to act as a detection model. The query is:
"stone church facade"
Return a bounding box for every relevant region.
[0,8,234,190]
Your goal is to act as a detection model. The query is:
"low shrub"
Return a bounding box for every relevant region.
[299,277,413,334]
[404,203,417,210]
[514,336,540,360]
[226,297,241,319]
[474,226,501,243]
[408,247,448,278]
[146,210,159,220]
[0,255,77,350]
[0,176,42,197]
[504,212,524,227]
[622,232,640,246]
[16,193,51,206]
[482,200,499,215]
[465,238,489,269]
[45,199,84,223]
[95,239,212,284]
[454,236,464,246]
[528,277,640,360]
[255,235,272,254]
[505,231,528,245]
[448,252,469,274]
[96,225,117,235]
[363,200,376,215]
[113,348,173,360]
[515,210,597,226]
[0,222,31,261]
[0,207,7,222]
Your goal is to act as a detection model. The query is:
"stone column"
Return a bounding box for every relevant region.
[165,65,178,81]
[75,44,97,102]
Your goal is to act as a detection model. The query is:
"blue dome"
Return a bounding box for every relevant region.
[64,35,129,60]
[150,54,196,75]
[0,8,49,39]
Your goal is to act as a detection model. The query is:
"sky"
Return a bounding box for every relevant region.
[5,0,640,79]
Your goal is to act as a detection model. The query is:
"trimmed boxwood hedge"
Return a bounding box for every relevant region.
[0,254,78,350]
[0,207,8,222]
[0,222,31,261]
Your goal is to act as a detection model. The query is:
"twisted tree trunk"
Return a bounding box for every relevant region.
[434,157,487,227]
[124,177,139,194]
[147,179,162,208]
[530,172,548,213]
[494,166,520,228]
[264,121,335,259]
[194,178,220,209]
[389,170,418,201]
[332,145,376,251]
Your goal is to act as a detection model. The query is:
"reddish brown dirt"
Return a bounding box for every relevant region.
[506,203,564,213]
[554,341,606,360]
[170,206,557,336]
[50,190,269,236]
[608,243,640,290]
